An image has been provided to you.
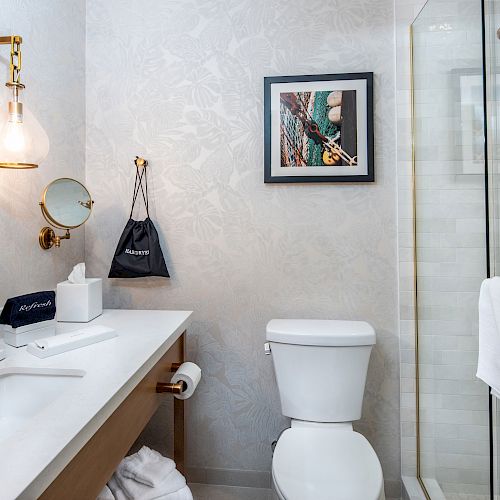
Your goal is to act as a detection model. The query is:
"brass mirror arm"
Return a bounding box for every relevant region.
[53,229,71,248]
[39,227,71,250]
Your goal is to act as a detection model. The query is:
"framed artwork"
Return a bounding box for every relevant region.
[264,73,374,183]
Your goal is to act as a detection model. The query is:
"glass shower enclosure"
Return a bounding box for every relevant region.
[411,0,499,497]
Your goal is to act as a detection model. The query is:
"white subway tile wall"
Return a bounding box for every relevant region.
[397,0,490,498]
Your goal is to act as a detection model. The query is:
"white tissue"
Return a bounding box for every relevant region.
[171,362,202,400]
[68,262,86,284]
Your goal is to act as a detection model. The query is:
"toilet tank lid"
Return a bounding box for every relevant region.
[266,319,376,346]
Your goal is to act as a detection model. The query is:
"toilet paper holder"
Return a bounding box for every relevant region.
[156,380,187,395]
[155,362,184,393]
[156,361,201,397]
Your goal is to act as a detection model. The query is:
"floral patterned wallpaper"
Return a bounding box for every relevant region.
[85,0,401,495]
[0,0,85,304]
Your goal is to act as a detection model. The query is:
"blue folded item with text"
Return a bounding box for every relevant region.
[0,291,56,328]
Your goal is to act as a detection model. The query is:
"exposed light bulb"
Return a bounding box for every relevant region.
[0,87,49,169]
[2,119,27,153]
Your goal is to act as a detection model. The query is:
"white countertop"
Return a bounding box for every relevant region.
[0,309,192,500]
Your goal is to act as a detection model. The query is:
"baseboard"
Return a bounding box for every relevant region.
[187,466,401,498]
[185,466,271,489]
[385,478,403,499]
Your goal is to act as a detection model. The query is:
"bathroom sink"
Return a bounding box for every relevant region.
[0,367,85,442]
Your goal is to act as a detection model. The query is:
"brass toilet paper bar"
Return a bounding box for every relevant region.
[156,361,201,398]
[156,381,187,395]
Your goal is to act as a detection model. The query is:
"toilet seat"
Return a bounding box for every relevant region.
[272,427,385,500]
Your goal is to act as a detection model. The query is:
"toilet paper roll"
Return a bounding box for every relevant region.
[171,361,202,400]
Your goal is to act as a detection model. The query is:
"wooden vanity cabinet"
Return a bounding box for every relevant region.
[39,333,185,500]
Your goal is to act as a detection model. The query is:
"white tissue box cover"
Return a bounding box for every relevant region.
[56,278,103,323]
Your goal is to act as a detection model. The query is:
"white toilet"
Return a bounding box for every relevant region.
[266,319,385,500]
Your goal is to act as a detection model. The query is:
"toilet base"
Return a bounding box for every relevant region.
[273,470,386,500]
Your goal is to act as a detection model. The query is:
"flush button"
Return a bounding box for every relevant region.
[264,342,271,355]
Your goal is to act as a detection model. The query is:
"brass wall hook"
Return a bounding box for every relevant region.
[134,156,148,168]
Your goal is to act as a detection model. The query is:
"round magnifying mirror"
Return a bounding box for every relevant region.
[41,178,92,229]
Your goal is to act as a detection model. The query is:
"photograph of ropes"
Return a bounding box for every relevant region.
[264,73,374,183]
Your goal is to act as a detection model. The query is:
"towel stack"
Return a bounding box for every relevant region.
[97,446,192,500]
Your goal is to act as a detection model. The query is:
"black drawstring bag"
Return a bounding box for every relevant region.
[108,162,169,278]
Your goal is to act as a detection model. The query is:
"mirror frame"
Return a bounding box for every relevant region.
[40,177,93,229]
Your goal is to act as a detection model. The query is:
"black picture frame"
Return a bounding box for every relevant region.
[264,72,374,183]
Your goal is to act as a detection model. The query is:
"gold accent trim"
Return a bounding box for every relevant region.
[0,35,22,87]
[0,162,37,169]
[39,227,70,250]
[134,156,148,168]
[0,36,22,45]
[156,381,186,395]
[8,101,22,116]
[0,34,34,170]
[40,177,93,229]
[410,24,431,500]
[39,227,55,250]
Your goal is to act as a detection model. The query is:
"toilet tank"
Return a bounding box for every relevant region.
[266,319,375,423]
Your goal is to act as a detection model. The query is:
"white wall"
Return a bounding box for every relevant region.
[85,0,401,495]
[0,1,86,303]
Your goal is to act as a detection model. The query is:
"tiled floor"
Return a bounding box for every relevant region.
[189,483,275,500]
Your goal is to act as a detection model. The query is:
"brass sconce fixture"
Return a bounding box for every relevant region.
[39,178,93,250]
[0,35,49,168]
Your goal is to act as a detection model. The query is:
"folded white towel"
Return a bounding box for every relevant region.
[120,446,175,488]
[107,475,127,500]
[477,277,500,393]
[96,484,114,500]
[114,467,186,500]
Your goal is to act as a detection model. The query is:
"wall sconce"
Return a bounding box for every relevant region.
[0,35,49,169]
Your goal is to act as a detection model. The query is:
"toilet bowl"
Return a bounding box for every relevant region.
[266,319,385,500]
[272,423,385,500]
